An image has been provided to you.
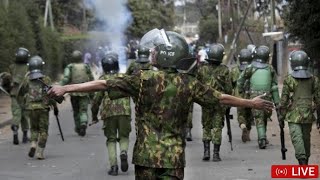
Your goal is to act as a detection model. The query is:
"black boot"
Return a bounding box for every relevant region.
[258,139,266,149]
[202,141,210,161]
[120,150,128,172]
[22,131,29,143]
[78,124,87,137]
[186,128,192,141]
[108,165,118,176]
[12,125,19,145]
[298,159,308,165]
[212,144,221,162]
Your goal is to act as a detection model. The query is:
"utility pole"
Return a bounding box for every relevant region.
[271,0,276,30]
[218,0,222,39]
[44,0,54,30]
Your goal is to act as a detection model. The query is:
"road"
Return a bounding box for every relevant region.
[0,98,319,180]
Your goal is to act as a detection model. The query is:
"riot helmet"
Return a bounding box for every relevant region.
[136,45,150,63]
[205,43,225,64]
[247,44,256,54]
[15,47,30,63]
[238,48,253,71]
[289,50,312,78]
[27,56,45,80]
[101,52,119,74]
[140,29,192,70]
[71,50,83,63]
[251,45,270,68]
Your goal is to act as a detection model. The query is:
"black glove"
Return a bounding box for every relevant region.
[317,119,320,129]
[54,107,59,116]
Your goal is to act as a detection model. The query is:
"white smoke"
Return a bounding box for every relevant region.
[84,0,132,73]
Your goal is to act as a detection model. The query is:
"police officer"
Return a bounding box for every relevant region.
[91,53,132,176]
[7,47,30,145]
[23,56,58,159]
[238,45,280,149]
[126,45,152,75]
[279,50,320,165]
[230,48,255,142]
[60,50,94,136]
[196,44,232,161]
[48,29,274,179]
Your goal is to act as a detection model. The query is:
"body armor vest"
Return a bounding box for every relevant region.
[71,64,89,84]
[250,67,272,91]
[292,78,313,109]
[10,64,28,96]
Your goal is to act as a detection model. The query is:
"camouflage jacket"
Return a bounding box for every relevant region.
[105,69,221,168]
[8,63,28,96]
[280,75,320,123]
[126,61,153,75]
[60,63,94,96]
[196,63,232,94]
[22,76,56,110]
[230,65,241,96]
[91,74,131,120]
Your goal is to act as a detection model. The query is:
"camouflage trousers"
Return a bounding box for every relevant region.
[26,109,49,148]
[103,115,131,166]
[288,122,312,160]
[135,165,184,180]
[202,107,224,145]
[251,109,271,141]
[250,93,272,141]
[11,97,29,131]
[237,107,253,130]
[70,96,89,131]
[186,104,193,129]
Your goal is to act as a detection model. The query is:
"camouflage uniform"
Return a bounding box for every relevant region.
[60,62,94,136]
[8,63,30,134]
[126,61,152,75]
[279,50,320,165]
[232,65,254,141]
[196,61,232,161]
[91,74,131,175]
[238,64,279,148]
[23,76,56,149]
[105,69,222,179]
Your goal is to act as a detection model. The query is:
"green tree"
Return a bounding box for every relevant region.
[199,16,219,43]
[283,0,320,73]
[127,0,175,38]
[0,0,36,72]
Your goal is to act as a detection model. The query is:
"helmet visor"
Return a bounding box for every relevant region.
[140,28,172,49]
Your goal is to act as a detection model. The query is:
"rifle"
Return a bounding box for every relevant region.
[225,107,233,151]
[54,113,64,141]
[37,78,65,141]
[37,78,64,104]
[276,109,287,160]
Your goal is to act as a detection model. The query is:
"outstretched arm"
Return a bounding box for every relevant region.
[48,80,107,97]
[219,93,274,112]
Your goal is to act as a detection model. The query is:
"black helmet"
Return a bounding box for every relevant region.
[289,50,312,78]
[27,56,45,80]
[255,45,270,63]
[101,52,119,74]
[205,43,225,63]
[238,49,253,71]
[136,45,150,63]
[71,50,83,63]
[252,45,270,68]
[15,47,30,63]
[140,29,191,69]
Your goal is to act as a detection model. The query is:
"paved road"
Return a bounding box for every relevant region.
[0,99,319,180]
